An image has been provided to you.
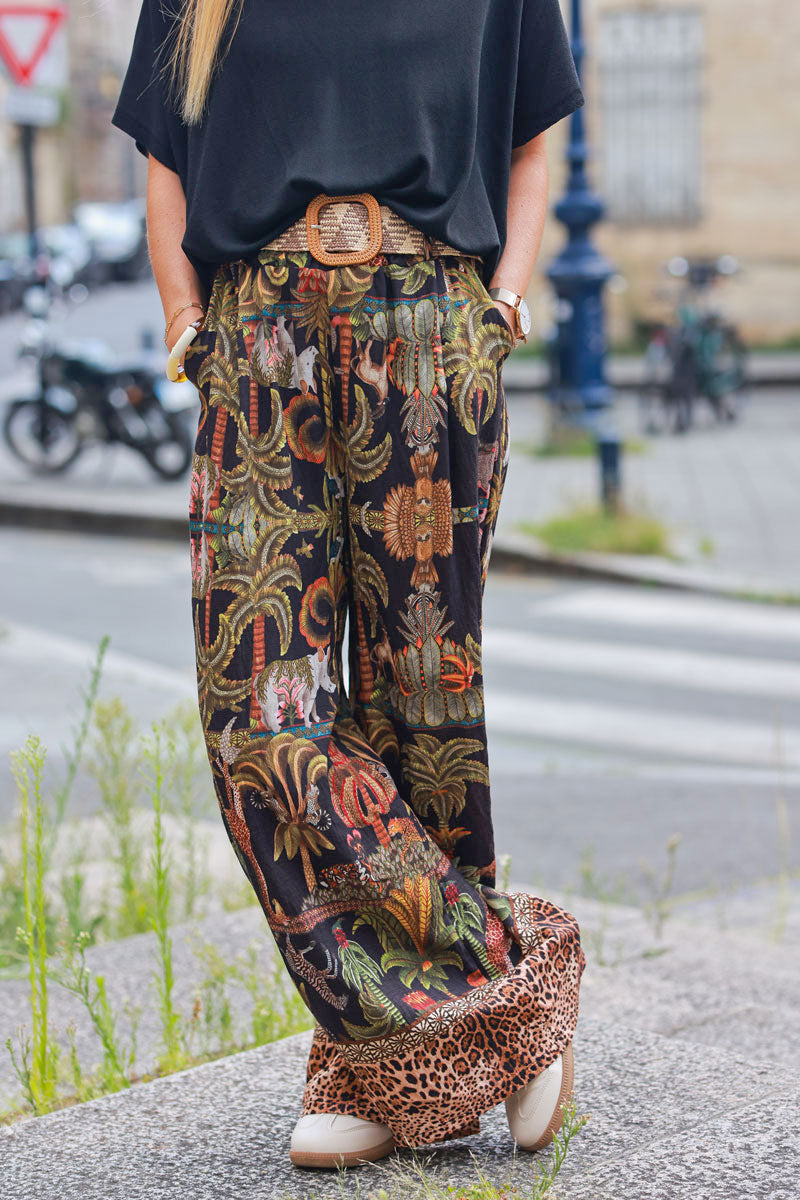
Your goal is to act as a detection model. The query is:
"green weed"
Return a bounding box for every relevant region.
[48,636,109,856]
[87,698,150,939]
[7,737,59,1114]
[52,930,138,1097]
[0,640,107,972]
[2,649,321,1124]
[338,1099,590,1200]
[170,700,214,920]
[187,938,314,1059]
[141,723,185,1074]
[58,833,102,948]
[521,506,671,557]
[640,833,683,942]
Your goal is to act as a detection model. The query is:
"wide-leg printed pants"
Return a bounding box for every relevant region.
[186,241,585,1147]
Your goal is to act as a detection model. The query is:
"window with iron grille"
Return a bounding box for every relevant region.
[597,7,704,224]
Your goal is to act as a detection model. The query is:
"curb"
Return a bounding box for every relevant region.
[500,353,800,393]
[2,495,794,604]
[489,530,798,604]
[0,498,187,541]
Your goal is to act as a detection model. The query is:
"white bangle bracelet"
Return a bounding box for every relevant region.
[166,321,201,382]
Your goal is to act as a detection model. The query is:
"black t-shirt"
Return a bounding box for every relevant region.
[111,0,584,297]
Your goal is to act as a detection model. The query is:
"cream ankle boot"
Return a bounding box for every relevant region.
[505,1042,574,1151]
[289,1112,396,1169]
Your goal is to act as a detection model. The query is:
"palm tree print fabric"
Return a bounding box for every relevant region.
[187,246,586,1146]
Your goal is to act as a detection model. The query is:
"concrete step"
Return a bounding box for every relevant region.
[0,904,274,1107]
[4,884,799,1108]
[3,1015,798,1200]
[580,927,800,1070]
[546,887,800,1069]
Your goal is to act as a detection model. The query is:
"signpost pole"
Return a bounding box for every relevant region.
[19,121,40,258]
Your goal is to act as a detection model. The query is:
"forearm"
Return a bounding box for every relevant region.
[488,131,549,315]
[146,155,206,348]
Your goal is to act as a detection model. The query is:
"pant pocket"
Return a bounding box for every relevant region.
[183,264,227,388]
[439,256,515,365]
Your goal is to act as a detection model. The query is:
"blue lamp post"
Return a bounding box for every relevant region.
[547,0,620,511]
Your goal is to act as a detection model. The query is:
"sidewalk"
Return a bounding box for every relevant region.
[1,358,798,598]
[500,347,800,392]
[495,386,800,599]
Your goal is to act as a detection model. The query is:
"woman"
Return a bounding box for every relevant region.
[112,0,586,1171]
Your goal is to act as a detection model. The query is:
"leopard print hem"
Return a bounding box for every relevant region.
[300,892,585,1147]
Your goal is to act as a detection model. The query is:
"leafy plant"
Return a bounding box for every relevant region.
[52,930,139,1097]
[141,723,185,1074]
[7,737,59,1114]
[87,698,150,939]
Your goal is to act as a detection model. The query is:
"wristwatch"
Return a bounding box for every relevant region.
[488,286,532,344]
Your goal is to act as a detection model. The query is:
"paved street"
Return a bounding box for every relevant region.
[1,525,797,909]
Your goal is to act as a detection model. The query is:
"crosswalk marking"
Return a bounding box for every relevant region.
[485,690,800,769]
[488,752,800,788]
[483,627,800,699]
[0,623,196,699]
[6,591,798,774]
[531,586,800,645]
[484,586,800,767]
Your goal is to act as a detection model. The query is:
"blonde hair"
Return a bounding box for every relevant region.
[163,0,245,125]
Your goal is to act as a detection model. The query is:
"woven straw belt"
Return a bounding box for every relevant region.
[259,192,479,266]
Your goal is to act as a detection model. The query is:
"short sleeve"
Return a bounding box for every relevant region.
[111,0,186,175]
[512,0,585,148]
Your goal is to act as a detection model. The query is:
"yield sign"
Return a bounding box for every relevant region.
[0,4,65,86]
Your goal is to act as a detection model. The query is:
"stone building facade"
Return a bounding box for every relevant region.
[539,0,800,344]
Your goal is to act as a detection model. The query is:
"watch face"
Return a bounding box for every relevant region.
[518,298,532,338]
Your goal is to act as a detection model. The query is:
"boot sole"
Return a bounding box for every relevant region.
[289,1135,397,1170]
[524,1040,575,1153]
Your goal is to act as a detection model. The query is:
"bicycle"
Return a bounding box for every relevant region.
[639,256,748,435]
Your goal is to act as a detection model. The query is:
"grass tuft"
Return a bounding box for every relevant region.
[332,1099,589,1200]
[521,431,646,459]
[521,506,671,557]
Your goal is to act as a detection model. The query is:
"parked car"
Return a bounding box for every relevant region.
[73,199,150,283]
[39,222,100,288]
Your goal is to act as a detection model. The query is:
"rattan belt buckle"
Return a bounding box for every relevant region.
[305,192,383,266]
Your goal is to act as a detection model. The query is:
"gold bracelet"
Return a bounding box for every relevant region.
[164,301,205,346]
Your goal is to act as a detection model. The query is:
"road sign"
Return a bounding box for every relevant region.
[5,82,58,124]
[0,3,65,86]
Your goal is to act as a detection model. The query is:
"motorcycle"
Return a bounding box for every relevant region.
[3,272,195,480]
